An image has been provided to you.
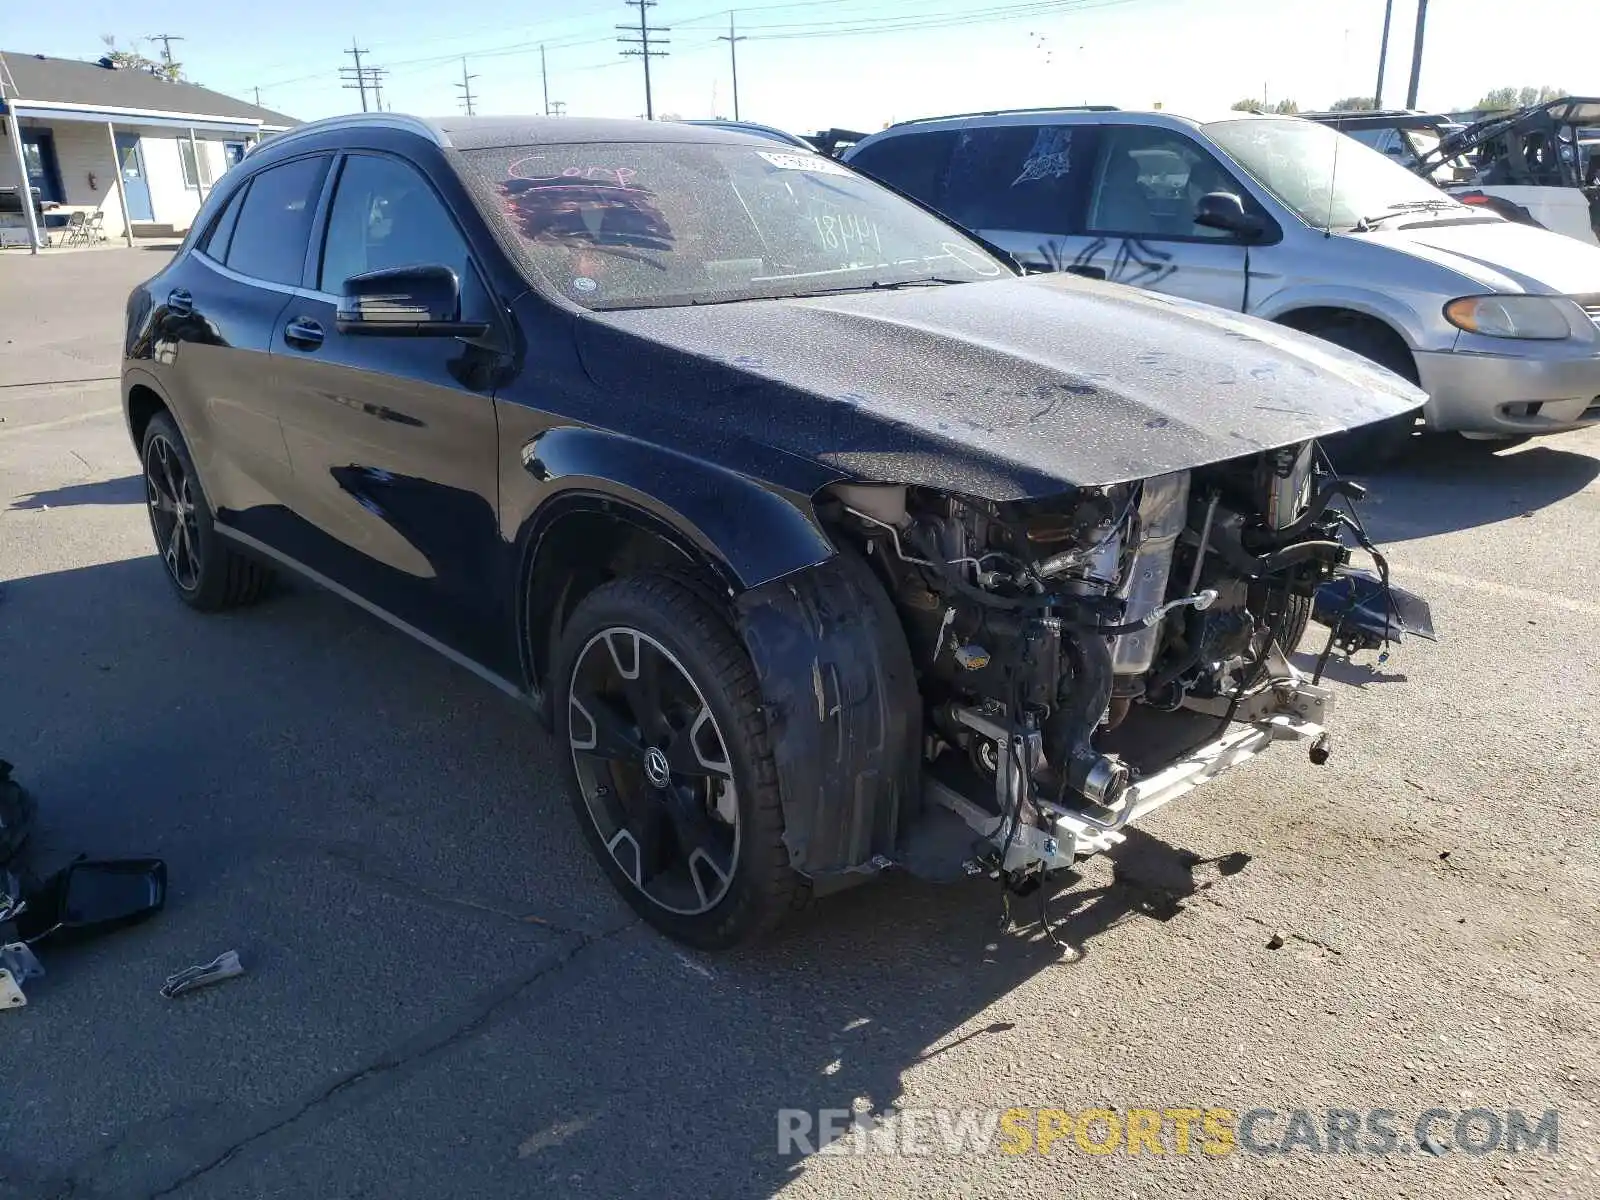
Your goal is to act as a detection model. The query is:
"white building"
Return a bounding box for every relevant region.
[1,50,296,249]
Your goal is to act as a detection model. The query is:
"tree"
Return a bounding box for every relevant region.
[1234,98,1300,115]
[98,35,183,82]
[1328,96,1377,112]
[1474,85,1564,112]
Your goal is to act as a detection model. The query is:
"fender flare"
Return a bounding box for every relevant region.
[515,426,837,594]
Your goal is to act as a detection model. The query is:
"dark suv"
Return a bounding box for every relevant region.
[124,115,1423,947]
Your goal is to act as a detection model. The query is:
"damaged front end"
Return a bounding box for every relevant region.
[739,441,1430,902]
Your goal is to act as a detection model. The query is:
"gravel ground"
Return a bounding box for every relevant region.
[1,247,1596,1200]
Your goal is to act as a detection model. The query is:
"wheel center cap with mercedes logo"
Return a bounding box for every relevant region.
[644,746,671,788]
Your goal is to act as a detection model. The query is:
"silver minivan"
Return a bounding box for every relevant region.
[845,108,1600,463]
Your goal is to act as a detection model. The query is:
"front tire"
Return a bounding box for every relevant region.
[552,573,801,949]
[141,412,272,610]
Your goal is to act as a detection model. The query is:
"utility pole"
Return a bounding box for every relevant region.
[1373,0,1394,107]
[147,34,184,66]
[341,39,371,112]
[369,67,387,112]
[1404,0,1428,109]
[719,12,746,121]
[551,100,567,117]
[541,44,551,116]
[456,59,478,116]
[253,86,261,106]
[617,0,669,121]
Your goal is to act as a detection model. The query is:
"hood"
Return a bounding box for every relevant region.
[576,273,1423,498]
[1358,218,1600,294]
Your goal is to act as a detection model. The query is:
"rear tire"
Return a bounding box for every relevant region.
[141,412,273,610]
[552,573,800,949]
[1293,317,1420,473]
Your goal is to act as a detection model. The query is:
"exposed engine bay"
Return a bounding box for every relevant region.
[814,440,1427,908]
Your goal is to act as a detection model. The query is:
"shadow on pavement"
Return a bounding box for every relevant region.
[9,473,143,510]
[1289,650,1410,688]
[0,553,1248,1199]
[1360,440,1599,542]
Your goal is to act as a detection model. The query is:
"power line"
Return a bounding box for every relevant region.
[617,0,670,121]
[456,58,479,115]
[256,0,1142,96]
[719,12,747,121]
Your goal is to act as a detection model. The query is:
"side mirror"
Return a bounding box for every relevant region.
[336,264,490,338]
[1194,191,1268,240]
[12,857,167,945]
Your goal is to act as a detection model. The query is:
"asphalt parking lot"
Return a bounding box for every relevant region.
[2,247,1597,1200]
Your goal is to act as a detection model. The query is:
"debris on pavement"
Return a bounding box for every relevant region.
[162,950,244,999]
[0,968,25,1009]
[0,941,44,1011]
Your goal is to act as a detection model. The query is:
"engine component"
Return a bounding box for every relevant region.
[830,482,907,527]
[1259,442,1314,531]
[1110,471,1191,680]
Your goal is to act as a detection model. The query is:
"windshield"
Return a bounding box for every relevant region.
[461,141,1010,310]
[1205,118,1467,230]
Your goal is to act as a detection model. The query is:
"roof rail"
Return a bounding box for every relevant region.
[888,105,1118,129]
[1301,108,1433,120]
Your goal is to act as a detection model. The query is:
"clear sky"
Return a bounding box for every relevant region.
[4,0,1595,132]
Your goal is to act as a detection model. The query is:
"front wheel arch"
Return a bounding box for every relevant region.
[1274,308,1421,471]
[517,497,744,705]
[1274,307,1420,384]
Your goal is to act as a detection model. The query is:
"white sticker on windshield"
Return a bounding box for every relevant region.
[758,151,852,176]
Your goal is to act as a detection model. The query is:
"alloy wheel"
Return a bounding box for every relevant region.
[567,626,741,916]
[145,434,202,592]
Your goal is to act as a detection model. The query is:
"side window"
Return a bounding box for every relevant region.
[847,131,958,209]
[318,154,478,310]
[942,125,1082,235]
[1086,126,1252,240]
[225,155,332,286]
[200,183,248,262]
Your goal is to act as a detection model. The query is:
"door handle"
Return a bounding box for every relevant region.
[283,317,324,351]
[1065,265,1107,280]
[167,288,193,316]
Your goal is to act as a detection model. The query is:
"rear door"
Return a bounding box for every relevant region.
[156,154,331,518]
[1071,124,1258,310]
[265,150,508,664]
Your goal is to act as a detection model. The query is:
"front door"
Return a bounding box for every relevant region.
[115,134,154,221]
[19,130,63,203]
[268,150,506,666]
[1068,124,1253,311]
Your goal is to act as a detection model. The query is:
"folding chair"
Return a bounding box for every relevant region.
[59,211,90,247]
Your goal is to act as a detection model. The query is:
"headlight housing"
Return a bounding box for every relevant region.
[1443,295,1574,340]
